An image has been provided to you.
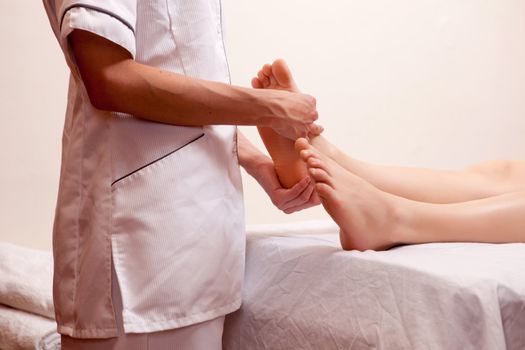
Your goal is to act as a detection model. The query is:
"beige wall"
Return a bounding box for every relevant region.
[1,1,524,251]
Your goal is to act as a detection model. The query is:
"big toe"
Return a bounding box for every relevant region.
[295,138,311,153]
[272,59,298,90]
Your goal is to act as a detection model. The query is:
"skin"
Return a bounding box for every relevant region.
[68,30,322,213]
[69,30,324,140]
[252,60,312,189]
[254,59,525,250]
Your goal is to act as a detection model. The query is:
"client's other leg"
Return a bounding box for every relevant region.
[310,136,525,204]
[296,139,525,251]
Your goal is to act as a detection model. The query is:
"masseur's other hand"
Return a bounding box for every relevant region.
[254,157,321,214]
[266,90,323,140]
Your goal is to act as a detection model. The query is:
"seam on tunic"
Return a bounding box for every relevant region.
[165,0,187,76]
[60,4,135,34]
[105,117,116,335]
[71,100,87,332]
[218,0,232,84]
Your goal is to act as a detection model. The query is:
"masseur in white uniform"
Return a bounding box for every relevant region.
[43,0,322,348]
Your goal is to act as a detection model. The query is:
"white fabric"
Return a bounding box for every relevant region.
[62,316,226,350]
[61,260,225,350]
[111,129,245,334]
[0,244,60,350]
[42,0,245,338]
[61,7,136,59]
[0,305,60,350]
[223,221,525,350]
[246,220,339,237]
[0,243,54,319]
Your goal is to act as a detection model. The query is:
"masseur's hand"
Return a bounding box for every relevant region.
[237,130,321,213]
[266,90,323,140]
[252,157,321,214]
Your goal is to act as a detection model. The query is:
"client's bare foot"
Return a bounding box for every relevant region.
[295,138,408,251]
[252,59,309,188]
[251,59,300,92]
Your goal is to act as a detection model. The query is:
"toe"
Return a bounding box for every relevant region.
[306,157,322,169]
[269,75,278,87]
[299,150,312,162]
[315,182,337,202]
[272,58,294,86]
[298,146,324,163]
[262,63,273,77]
[251,77,262,89]
[257,71,270,87]
[308,168,333,186]
[294,138,311,153]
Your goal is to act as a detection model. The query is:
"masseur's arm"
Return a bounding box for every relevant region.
[69,30,321,139]
[237,131,320,213]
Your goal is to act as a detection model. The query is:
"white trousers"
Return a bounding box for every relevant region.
[61,263,225,350]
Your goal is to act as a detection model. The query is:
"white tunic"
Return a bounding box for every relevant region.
[43,0,245,338]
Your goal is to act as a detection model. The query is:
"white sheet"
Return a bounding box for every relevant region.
[223,221,525,350]
[0,243,60,350]
[0,243,54,319]
[0,304,60,350]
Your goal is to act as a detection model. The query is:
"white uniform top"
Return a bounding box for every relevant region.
[43,0,245,338]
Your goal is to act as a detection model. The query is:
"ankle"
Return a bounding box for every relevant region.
[387,195,417,247]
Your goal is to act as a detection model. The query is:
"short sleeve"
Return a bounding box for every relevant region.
[49,0,137,67]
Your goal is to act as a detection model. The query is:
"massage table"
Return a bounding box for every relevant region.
[222,221,525,350]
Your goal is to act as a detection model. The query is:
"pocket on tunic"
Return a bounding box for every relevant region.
[111,132,205,187]
[109,129,244,330]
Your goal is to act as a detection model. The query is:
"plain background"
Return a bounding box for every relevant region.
[1,1,524,251]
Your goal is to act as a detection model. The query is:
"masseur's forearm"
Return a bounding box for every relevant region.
[70,30,317,135]
[401,190,525,244]
[95,59,282,127]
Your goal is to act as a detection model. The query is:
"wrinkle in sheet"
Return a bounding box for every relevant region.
[223,232,525,350]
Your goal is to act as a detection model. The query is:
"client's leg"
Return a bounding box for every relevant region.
[296,139,525,251]
[254,60,525,203]
[252,59,309,188]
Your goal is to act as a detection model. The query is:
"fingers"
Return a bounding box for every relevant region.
[308,123,324,136]
[281,180,323,214]
[280,179,316,213]
[282,176,311,199]
[270,176,309,210]
[302,94,318,122]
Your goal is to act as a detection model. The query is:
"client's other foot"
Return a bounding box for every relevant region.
[295,138,407,251]
[253,59,309,188]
